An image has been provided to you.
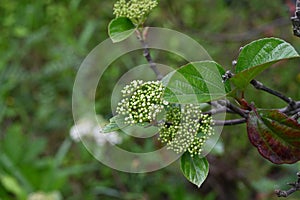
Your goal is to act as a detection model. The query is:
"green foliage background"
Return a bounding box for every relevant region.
[0,0,300,199]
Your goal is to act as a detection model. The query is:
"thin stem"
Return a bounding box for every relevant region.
[279,101,300,115]
[292,112,300,120]
[297,0,300,12]
[147,100,299,129]
[250,79,295,105]
[213,119,246,126]
[136,28,163,80]
[291,0,300,36]
[203,107,234,115]
[204,99,299,126]
[275,172,300,197]
[206,100,248,126]
[290,107,300,116]
[222,69,298,113]
[217,100,249,118]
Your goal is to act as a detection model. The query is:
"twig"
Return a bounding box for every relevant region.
[135,28,163,80]
[275,172,300,197]
[279,101,300,116]
[250,79,295,105]
[291,112,300,120]
[291,0,300,37]
[213,119,247,126]
[217,100,249,118]
[148,101,299,129]
[222,70,234,82]
[222,70,298,114]
[203,107,235,115]
[205,101,300,126]
[290,107,300,116]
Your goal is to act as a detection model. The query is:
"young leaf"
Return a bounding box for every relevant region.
[247,109,300,164]
[231,38,299,89]
[162,61,231,104]
[103,115,128,133]
[108,17,136,43]
[180,152,209,188]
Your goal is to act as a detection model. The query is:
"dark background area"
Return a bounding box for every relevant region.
[0,0,300,199]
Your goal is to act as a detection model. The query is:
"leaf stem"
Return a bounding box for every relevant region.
[136,28,163,80]
[275,172,300,197]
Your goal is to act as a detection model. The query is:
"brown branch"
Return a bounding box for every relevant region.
[291,0,300,37]
[136,28,163,80]
[222,70,300,118]
[275,172,300,197]
[250,79,295,105]
[217,100,249,118]
[279,101,300,116]
[213,119,246,126]
[292,112,300,120]
[203,107,234,115]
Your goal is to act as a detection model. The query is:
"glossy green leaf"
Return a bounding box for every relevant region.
[180,152,209,188]
[103,115,128,133]
[108,17,136,43]
[162,61,231,104]
[247,109,300,164]
[231,38,299,89]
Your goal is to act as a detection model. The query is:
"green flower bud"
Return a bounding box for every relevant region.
[116,79,214,156]
[158,104,214,157]
[116,80,164,125]
[113,0,158,24]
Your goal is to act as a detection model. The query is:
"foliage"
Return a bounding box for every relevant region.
[180,152,209,188]
[108,17,136,43]
[1,0,300,199]
[231,38,299,89]
[105,0,300,194]
[162,61,231,103]
[247,109,300,164]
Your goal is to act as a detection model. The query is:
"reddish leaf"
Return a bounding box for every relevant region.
[247,109,300,164]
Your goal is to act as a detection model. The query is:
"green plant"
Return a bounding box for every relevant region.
[104,0,300,196]
[0,124,98,199]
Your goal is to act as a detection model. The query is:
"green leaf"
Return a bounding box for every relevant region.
[108,17,136,43]
[247,109,300,164]
[0,174,26,199]
[231,38,299,89]
[180,152,209,188]
[54,139,72,167]
[103,115,128,133]
[162,61,231,104]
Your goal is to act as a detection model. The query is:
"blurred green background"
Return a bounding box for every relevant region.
[1,0,300,199]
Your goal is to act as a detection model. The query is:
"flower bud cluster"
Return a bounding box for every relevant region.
[158,104,214,157]
[116,80,167,125]
[113,0,158,24]
[116,80,214,156]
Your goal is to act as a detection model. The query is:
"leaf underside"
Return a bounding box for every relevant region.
[247,109,300,164]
